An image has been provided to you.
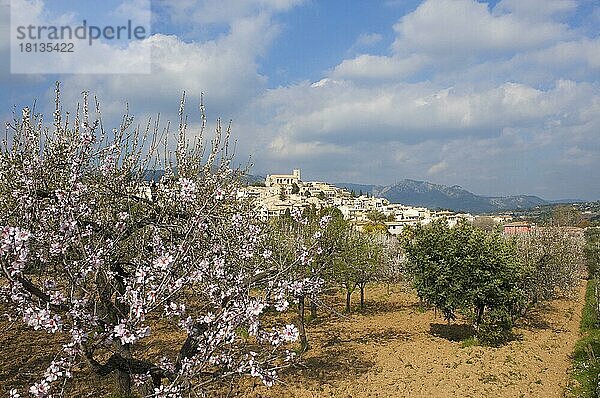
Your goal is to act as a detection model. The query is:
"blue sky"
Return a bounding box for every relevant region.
[1,0,599,200]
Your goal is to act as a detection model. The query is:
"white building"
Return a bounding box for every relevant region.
[265,169,301,187]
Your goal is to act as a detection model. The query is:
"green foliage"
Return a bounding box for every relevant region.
[580,279,599,333]
[568,279,600,398]
[461,336,479,348]
[477,308,515,346]
[295,212,386,312]
[362,222,388,235]
[401,219,526,344]
[366,210,387,223]
[585,228,600,279]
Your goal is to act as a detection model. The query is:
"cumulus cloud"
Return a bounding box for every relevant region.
[245,0,599,199]
[331,54,427,81]
[3,0,598,200]
[428,161,448,175]
[392,0,572,57]
[52,0,295,126]
[257,79,596,145]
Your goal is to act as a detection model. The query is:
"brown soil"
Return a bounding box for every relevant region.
[247,283,586,398]
[0,283,585,398]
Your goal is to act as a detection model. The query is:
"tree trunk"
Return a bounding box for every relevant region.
[113,342,132,396]
[310,298,317,321]
[114,370,132,396]
[475,305,485,330]
[345,289,352,313]
[360,284,365,309]
[297,296,308,352]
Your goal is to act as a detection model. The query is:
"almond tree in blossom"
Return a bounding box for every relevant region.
[0,83,329,397]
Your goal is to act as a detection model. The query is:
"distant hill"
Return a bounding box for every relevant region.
[143,170,568,214]
[334,179,549,214]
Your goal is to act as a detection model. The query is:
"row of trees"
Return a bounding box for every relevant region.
[265,206,405,351]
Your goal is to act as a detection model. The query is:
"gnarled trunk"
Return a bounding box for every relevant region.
[113,341,132,396]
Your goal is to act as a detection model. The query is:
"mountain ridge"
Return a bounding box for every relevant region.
[146,170,579,214]
[333,179,556,214]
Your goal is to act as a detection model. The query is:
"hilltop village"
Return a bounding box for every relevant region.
[238,169,485,234]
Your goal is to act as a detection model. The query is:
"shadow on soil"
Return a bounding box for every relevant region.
[295,347,376,383]
[320,325,412,347]
[429,323,476,342]
[519,304,552,331]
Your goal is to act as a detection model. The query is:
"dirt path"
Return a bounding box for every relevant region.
[248,283,586,398]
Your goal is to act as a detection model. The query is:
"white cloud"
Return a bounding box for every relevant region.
[9,0,152,74]
[428,161,448,175]
[258,79,597,145]
[331,54,427,81]
[392,0,572,57]
[56,2,289,120]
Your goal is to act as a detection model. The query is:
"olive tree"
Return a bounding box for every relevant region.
[0,84,328,397]
[401,220,527,344]
[327,223,383,313]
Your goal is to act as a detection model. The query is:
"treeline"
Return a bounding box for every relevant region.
[266,206,403,349]
[270,208,587,347]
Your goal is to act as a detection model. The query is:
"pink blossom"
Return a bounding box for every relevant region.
[179,178,197,201]
[153,253,174,270]
[247,300,265,317]
[319,215,332,227]
[44,362,63,382]
[281,324,299,343]
[29,380,50,398]
[262,249,272,259]
[45,314,63,333]
[113,322,137,344]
